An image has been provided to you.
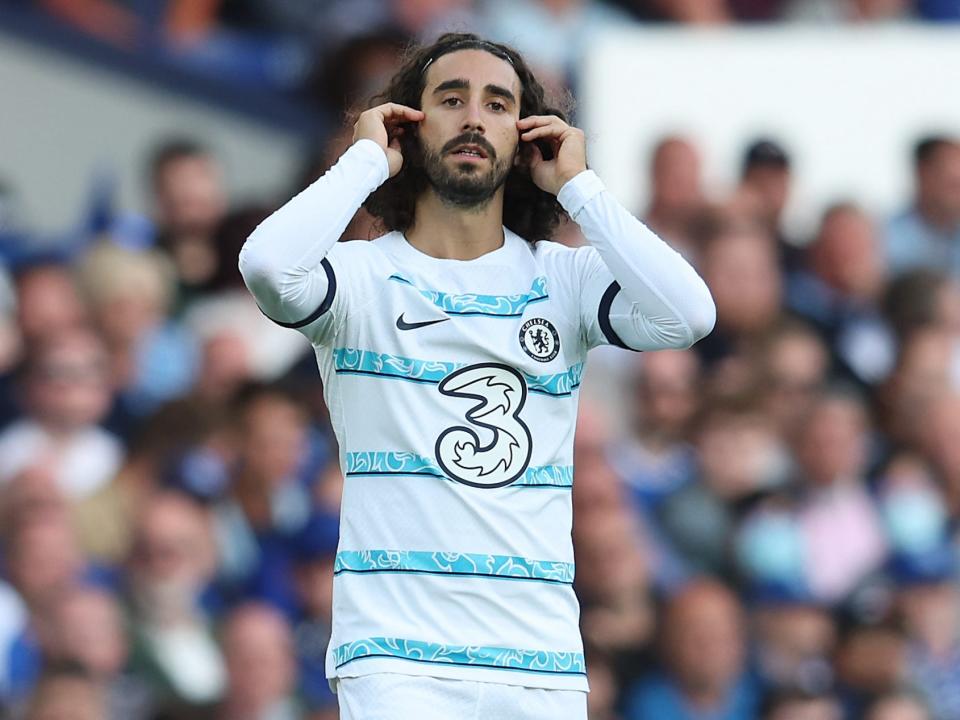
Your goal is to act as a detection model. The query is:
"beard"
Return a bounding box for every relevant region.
[416,132,515,209]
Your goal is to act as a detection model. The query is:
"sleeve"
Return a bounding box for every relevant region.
[557,171,716,352]
[237,139,390,344]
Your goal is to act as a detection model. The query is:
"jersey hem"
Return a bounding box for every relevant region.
[328,656,590,692]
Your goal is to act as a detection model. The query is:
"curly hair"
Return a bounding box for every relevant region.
[361,33,573,242]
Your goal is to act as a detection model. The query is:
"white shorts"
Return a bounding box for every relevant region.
[336,673,588,720]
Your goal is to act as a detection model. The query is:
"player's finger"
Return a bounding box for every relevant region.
[520,125,563,142]
[517,115,567,129]
[377,103,425,122]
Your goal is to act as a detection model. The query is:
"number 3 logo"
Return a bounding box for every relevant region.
[435,363,533,489]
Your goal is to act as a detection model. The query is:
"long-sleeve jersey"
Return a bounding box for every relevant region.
[239,138,715,691]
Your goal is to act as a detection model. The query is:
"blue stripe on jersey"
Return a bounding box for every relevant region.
[332,348,582,398]
[525,363,583,397]
[333,348,457,384]
[333,637,586,676]
[334,550,574,584]
[389,274,548,317]
[345,451,573,488]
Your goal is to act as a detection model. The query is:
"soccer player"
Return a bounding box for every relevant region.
[239,32,715,720]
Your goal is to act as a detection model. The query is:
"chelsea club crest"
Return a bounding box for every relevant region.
[519,318,560,362]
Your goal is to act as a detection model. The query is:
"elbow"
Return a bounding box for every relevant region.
[237,210,281,281]
[685,290,717,345]
[237,234,279,296]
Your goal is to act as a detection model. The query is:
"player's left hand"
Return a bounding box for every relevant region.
[516,115,587,196]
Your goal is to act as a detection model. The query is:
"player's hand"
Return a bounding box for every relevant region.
[516,115,587,196]
[353,103,425,178]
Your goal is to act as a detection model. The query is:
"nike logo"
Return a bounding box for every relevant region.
[396,313,450,331]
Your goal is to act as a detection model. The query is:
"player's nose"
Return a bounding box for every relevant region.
[460,101,485,134]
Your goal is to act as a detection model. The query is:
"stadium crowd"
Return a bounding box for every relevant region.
[2,2,960,720]
[9,0,960,103]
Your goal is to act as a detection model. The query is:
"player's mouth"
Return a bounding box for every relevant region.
[449,144,488,161]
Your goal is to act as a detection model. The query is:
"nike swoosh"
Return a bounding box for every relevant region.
[396,313,450,331]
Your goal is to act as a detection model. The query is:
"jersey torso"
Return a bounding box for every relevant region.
[316,230,592,691]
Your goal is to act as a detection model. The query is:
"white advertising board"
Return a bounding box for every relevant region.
[582,27,960,236]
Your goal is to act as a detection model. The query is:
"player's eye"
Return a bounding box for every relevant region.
[442,97,462,107]
[488,101,506,112]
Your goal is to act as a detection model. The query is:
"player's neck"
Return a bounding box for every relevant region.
[405,189,506,260]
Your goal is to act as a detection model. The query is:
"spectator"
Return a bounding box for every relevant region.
[576,505,654,654]
[787,203,895,385]
[76,242,198,425]
[288,513,339,718]
[480,0,631,90]
[5,514,92,619]
[885,136,960,276]
[760,689,843,720]
[126,491,225,708]
[148,138,228,308]
[584,648,621,720]
[793,388,887,604]
[2,512,97,702]
[0,329,122,500]
[217,603,302,720]
[44,586,153,720]
[643,136,707,260]
[308,30,409,120]
[783,0,912,22]
[736,139,804,272]
[893,547,960,719]
[0,261,90,428]
[880,327,957,452]
[657,394,790,578]
[865,692,931,720]
[70,397,229,564]
[834,621,909,714]
[0,464,70,534]
[21,665,106,720]
[212,383,313,614]
[611,0,732,23]
[877,453,958,719]
[696,223,784,368]
[11,262,88,348]
[757,319,830,439]
[883,269,960,342]
[611,350,701,510]
[624,580,760,720]
[750,594,836,694]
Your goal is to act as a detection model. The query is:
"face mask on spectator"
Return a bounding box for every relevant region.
[882,486,947,555]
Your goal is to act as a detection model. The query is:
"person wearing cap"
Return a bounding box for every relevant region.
[738,138,805,273]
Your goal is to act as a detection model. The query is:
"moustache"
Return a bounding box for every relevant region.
[441,133,497,160]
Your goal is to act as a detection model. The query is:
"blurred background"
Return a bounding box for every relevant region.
[1,1,960,719]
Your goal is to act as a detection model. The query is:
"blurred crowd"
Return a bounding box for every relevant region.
[8,0,960,107]
[2,3,960,720]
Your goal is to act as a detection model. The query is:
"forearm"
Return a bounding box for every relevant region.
[558,171,716,347]
[238,139,388,323]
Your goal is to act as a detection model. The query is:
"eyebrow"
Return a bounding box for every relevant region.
[432,79,517,105]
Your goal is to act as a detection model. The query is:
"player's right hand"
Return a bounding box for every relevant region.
[353,103,425,178]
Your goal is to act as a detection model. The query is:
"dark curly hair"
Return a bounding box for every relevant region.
[361,33,573,242]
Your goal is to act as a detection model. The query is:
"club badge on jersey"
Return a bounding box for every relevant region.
[519,318,560,363]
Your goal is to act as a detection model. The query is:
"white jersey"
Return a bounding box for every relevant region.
[239,139,715,691]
